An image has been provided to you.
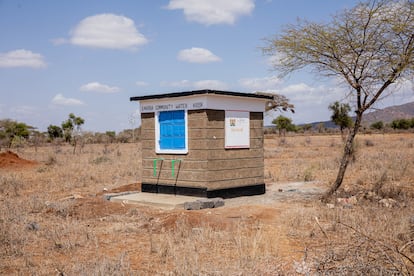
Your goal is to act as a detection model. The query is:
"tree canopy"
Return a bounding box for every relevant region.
[61,113,84,142]
[47,125,63,140]
[329,101,353,135]
[0,119,32,148]
[272,115,296,136]
[255,92,295,113]
[264,0,414,197]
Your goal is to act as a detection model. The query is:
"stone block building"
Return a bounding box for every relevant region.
[130,89,272,198]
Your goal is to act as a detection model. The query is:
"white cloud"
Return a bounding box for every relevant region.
[373,78,414,108]
[0,49,46,68]
[161,79,228,90]
[249,79,348,124]
[80,82,120,93]
[193,80,228,90]
[161,79,192,87]
[135,81,149,87]
[268,83,345,106]
[9,105,38,117]
[265,53,288,68]
[70,14,148,50]
[166,0,254,25]
[238,76,341,106]
[239,76,283,91]
[51,94,84,106]
[177,47,221,63]
[282,83,315,94]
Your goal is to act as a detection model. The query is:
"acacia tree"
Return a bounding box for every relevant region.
[264,0,414,198]
[257,92,295,113]
[329,101,353,137]
[0,119,31,148]
[47,125,63,141]
[61,113,85,153]
[272,115,296,136]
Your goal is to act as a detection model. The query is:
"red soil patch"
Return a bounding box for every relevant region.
[67,197,137,219]
[0,150,38,169]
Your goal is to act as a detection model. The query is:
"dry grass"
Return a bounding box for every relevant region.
[265,134,414,196]
[0,133,413,274]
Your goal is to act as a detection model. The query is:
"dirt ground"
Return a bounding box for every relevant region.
[0,150,38,169]
[1,134,413,274]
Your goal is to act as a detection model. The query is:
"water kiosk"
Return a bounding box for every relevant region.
[130,89,272,198]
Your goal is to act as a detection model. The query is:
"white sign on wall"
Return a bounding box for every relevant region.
[225,110,250,148]
[140,99,206,113]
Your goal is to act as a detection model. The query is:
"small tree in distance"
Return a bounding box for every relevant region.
[255,91,295,136]
[47,125,63,141]
[370,121,384,131]
[105,131,116,143]
[329,101,353,137]
[272,115,296,136]
[264,0,414,198]
[391,118,412,129]
[61,113,84,153]
[0,119,31,148]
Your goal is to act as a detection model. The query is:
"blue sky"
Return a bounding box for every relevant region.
[1,0,413,132]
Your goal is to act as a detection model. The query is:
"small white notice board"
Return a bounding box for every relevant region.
[225,110,250,148]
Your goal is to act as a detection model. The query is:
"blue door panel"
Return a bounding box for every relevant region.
[159,110,185,150]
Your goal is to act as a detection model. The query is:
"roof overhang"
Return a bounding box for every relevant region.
[130,89,273,101]
[130,89,273,113]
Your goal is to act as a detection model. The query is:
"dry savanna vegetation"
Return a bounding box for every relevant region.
[1,133,414,275]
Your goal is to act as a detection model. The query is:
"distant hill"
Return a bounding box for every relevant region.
[305,101,414,129]
[361,101,414,125]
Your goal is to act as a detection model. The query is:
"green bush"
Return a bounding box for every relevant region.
[391,118,412,130]
[370,121,384,130]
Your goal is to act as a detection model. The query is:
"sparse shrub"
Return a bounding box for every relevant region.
[46,200,74,219]
[377,185,407,201]
[364,139,374,147]
[0,175,23,196]
[22,194,47,214]
[92,156,111,165]
[373,171,387,194]
[370,121,384,130]
[279,137,287,146]
[391,118,412,130]
[70,253,132,275]
[102,144,111,155]
[0,200,26,257]
[303,168,315,182]
[54,145,62,154]
[314,215,414,274]
[356,178,364,186]
[45,155,57,166]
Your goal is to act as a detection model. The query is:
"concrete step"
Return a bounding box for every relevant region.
[109,192,201,210]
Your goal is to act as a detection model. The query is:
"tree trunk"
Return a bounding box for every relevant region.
[72,136,77,154]
[323,113,363,200]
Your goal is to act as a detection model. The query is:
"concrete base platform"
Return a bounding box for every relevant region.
[109,192,201,210]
